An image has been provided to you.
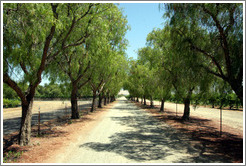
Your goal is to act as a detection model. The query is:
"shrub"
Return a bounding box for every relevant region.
[3,98,20,108]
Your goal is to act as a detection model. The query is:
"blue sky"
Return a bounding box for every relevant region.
[118,3,166,60]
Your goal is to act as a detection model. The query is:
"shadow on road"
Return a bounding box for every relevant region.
[139,102,243,163]
[80,100,233,163]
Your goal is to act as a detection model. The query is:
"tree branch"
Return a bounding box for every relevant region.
[75,61,91,84]
[76,3,94,22]
[225,5,236,35]
[3,73,27,105]
[200,63,226,80]
[187,39,226,79]
[78,76,91,89]
[62,16,76,48]
[30,3,58,98]
[20,62,29,75]
[201,4,231,78]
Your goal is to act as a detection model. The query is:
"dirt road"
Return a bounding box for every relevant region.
[46,97,232,163]
[3,100,92,135]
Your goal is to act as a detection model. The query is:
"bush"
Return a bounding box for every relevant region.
[3,84,19,99]
[3,98,20,108]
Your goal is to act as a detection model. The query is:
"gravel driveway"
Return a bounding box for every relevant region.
[52,97,232,163]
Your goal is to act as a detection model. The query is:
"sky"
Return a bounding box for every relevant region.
[118,3,166,60]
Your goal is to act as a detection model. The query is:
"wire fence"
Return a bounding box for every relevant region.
[3,99,98,135]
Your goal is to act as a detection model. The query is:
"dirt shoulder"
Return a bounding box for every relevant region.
[134,101,243,163]
[3,101,117,163]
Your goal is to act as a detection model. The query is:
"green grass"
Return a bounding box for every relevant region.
[3,150,23,163]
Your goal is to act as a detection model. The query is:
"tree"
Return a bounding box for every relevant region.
[124,60,148,103]
[166,26,212,120]
[48,3,108,119]
[3,3,128,145]
[137,47,160,108]
[143,25,212,120]
[49,3,128,117]
[145,29,173,112]
[3,3,60,145]
[164,3,243,105]
[87,4,128,112]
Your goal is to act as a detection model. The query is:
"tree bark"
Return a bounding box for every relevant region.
[144,96,146,105]
[91,91,97,112]
[182,98,190,121]
[212,102,215,108]
[150,96,154,108]
[107,94,110,104]
[141,98,143,104]
[136,97,139,102]
[19,99,33,146]
[229,79,243,106]
[160,99,164,112]
[71,84,79,119]
[98,93,102,108]
[104,96,107,105]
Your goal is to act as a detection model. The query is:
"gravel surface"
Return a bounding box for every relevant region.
[49,97,232,163]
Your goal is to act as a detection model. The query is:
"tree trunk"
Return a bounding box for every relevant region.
[150,96,154,108]
[107,96,110,104]
[98,93,102,108]
[104,96,107,105]
[160,99,164,112]
[136,97,139,102]
[144,96,146,105]
[71,85,79,119]
[141,98,143,104]
[19,99,33,146]
[182,98,190,121]
[91,92,97,112]
[212,102,215,108]
[229,80,243,106]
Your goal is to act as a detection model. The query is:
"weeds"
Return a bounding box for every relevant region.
[3,150,23,163]
[68,120,73,124]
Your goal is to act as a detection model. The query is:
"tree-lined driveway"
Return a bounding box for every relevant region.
[49,97,232,163]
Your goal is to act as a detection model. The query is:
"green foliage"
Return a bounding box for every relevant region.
[3,3,129,145]
[35,83,70,98]
[3,3,56,87]
[164,3,243,104]
[3,150,23,163]
[3,84,19,99]
[125,4,242,113]
[3,98,20,108]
